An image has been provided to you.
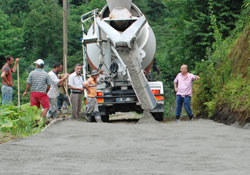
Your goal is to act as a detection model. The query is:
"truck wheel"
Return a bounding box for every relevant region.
[101,115,109,122]
[152,113,164,121]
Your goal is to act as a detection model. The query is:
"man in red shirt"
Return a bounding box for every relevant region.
[1,55,19,105]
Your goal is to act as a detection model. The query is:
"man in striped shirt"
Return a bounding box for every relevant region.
[23,59,53,118]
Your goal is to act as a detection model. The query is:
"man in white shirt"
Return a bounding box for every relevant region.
[47,63,69,118]
[68,64,84,120]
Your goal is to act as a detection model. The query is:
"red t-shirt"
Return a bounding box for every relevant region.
[1,65,13,87]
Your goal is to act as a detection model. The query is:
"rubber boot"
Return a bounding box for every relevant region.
[94,112,103,123]
[85,113,92,122]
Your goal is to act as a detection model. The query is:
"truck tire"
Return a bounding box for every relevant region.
[101,115,109,122]
[152,112,164,121]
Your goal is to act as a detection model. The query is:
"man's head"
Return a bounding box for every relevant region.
[74,64,82,75]
[180,64,188,74]
[6,55,14,65]
[91,70,99,80]
[34,59,44,69]
[53,63,63,73]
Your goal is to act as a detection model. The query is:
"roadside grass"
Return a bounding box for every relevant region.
[0,104,46,144]
[0,132,17,144]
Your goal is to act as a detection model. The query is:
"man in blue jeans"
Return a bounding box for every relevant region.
[1,55,19,105]
[174,64,200,122]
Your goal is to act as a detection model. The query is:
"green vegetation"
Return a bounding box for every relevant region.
[192,0,250,125]
[0,0,249,127]
[0,104,45,138]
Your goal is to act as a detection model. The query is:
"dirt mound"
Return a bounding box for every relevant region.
[137,110,159,124]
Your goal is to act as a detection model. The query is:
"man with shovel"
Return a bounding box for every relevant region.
[47,63,69,118]
[1,56,19,105]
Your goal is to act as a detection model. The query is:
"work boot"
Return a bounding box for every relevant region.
[95,116,103,123]
[85,113,91,122]
[94,112,103,123]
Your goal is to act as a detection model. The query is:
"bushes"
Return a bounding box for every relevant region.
[0,104,45,136]
[192,18,250,125]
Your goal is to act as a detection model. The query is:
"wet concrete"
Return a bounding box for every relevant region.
[1,119,250,175]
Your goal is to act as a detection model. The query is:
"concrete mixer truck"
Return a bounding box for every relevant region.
[81,0,164,122]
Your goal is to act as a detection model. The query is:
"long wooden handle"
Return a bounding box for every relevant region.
[63,84,72,106]
[17,63,20,107]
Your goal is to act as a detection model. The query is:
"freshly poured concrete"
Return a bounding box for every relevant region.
[1,119,250,175]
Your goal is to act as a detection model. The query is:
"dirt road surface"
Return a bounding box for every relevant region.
[1,118,250,175]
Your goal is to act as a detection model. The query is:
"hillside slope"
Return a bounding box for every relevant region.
[192,25,250,126]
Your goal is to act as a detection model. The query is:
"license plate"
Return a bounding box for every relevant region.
[116,97,133,102]
[116,98,125,102]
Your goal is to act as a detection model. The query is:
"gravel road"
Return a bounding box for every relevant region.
[0,118,250,175]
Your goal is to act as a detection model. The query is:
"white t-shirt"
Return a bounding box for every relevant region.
[47,71,60,98]
[68,72,84,92]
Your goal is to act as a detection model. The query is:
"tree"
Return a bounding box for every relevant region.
[23,0,63,65]
[157,0,243,85]
[0,9,23,59]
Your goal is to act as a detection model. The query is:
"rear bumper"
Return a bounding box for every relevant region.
[98,102,164,115]
[85,88,165,115]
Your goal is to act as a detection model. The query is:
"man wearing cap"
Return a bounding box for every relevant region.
[47,63,69,118]
[23,59,53,118]
[83,70,102,122]
[1,55,19,105]
[68,64,84,120]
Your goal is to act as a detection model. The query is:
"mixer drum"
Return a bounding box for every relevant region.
[86,3,156,72]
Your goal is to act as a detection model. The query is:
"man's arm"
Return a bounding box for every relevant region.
[83,81,89,88]
[195,75,200,80]
[174,82,178,93]
[1,71,11,86]
[23,83,31,96]
[192,74,200,81]
[68,85,84,91]
[12,58,19,73]
[58,74,69,86]
[174,75,178,93]
[47,85,51,93]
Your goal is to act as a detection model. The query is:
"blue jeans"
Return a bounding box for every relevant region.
[176,95,193,119]
[1,85,13,105]
[57,93,69,110]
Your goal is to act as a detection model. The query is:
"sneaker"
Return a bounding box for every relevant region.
[176,119,180,123]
